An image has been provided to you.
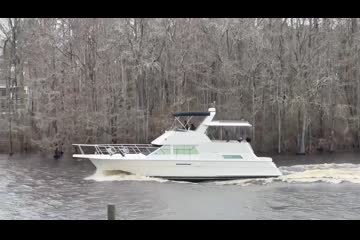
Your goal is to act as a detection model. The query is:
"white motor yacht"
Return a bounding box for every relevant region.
[73,108,282,181]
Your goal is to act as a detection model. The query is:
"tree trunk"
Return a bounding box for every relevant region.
[277,75,281,153]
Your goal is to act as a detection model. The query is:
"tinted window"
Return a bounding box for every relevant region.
[223,155,243,159]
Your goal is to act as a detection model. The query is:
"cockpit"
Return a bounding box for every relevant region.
[171,111,210,132]
[206,122,253,143]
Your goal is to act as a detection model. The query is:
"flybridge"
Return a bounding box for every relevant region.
[150,108,253,145]
[172,108,252,129]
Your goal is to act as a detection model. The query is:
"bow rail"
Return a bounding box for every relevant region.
[73,144,159,156]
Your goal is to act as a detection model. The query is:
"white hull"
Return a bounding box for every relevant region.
[86,157,282,181]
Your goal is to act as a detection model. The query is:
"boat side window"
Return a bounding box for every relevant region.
[154,145,199,155]
[223,155,243,159]
[174,145,198,155]
[154,146,171,155]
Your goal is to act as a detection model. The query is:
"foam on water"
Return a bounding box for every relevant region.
[214,177,278,186]
[215,163,360,186]
[85,170,168,183]
[84,171,198,184]
[279,163,360,184]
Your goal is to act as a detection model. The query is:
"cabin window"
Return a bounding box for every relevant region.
[154,145,198,155]
[223,155,243,159]
[173,145,198,155]
[155,146,171,155]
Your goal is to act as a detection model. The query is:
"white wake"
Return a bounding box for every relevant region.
[279,163,360,184]
[85,170,168,183]
[216,163,360,186]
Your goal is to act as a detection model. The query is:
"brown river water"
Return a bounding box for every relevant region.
[0,152,360,219]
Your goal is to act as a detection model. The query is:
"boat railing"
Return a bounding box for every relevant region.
[72,144,159,156]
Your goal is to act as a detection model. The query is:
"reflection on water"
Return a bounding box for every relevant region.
[0,152,360,219]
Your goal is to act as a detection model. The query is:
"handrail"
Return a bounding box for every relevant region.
[73,143,159,156]
[73,144,156,146]
[73,144,200,157]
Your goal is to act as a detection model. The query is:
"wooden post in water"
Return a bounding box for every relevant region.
[107,204,116,220]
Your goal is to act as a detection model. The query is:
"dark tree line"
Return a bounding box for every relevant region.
[0,18,360,154]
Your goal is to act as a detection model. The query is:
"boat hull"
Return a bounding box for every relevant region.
[87,157,282,181]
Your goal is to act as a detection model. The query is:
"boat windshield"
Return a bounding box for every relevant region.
[171,114,207,131]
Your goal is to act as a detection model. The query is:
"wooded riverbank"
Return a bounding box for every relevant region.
[1,18,360,155]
